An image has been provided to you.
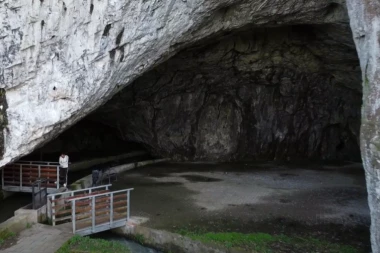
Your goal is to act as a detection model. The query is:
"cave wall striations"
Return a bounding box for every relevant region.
[0,0,352,165]
[94,26,362,161]
[346,0,380,252]
[0,89,8,160]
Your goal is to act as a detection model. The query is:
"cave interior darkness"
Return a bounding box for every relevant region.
[23,23,363,166]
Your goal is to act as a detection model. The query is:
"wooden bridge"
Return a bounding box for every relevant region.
[1,160,133,235]
[47,185,133,236]
[1,161,61,193]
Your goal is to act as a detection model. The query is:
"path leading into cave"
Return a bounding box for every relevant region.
[0,223,71,253]
[112,161,371,251]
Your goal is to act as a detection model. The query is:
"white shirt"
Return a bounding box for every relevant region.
[59,155,69,168]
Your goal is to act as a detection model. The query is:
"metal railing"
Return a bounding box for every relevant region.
[68,188,133,235]
[2,162,60,193]
[48,184,112,226]
[101,167,118,185]
[17,161,60,166]
[32,178,48,209]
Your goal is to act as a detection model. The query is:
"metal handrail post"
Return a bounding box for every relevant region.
[92,197,95,233]
[127,190,130,220]
[39,180,42,209]
[52,195,56,226]
[19,164,22,190]
[72,199,76,233]
[56,166,59,189]
[110,193,113,226]
[32,182,35,209]
[38,165,41,178]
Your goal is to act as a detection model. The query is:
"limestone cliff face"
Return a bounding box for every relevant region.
[94,25,361,161]
[347,1,380,252]
[1,0,349,165]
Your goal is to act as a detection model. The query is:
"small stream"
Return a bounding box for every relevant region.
[0,193,31,223]
[91,232,162,253]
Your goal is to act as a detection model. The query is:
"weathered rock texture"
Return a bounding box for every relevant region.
[1,0,379,252]
[1,0,351,165]
[347,1,380,252]
[93,25,361,161]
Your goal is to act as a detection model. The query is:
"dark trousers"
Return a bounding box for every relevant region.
[59,167,68,186]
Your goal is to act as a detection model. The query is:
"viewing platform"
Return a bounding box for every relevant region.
[1,161,61,194]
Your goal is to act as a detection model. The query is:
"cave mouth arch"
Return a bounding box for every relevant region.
[13,20,370,253]
[27,23,362,164]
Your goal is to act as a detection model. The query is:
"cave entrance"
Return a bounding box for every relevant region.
[20,117,153,184]
[21,24,362,175]
[2,22,369,252]
[87,24,362,163]
[24,24,363,165]
[58,23,366,252]
[22,118,149,163]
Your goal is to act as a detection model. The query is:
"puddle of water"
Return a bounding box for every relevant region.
[279,173,298,177]
[148,173,170,178]
[131,182,183,187]
[181,175,222,182]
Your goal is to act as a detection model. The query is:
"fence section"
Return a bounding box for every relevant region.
[48,184,112,226]
[69,189,133,235]
[2,162,60,193]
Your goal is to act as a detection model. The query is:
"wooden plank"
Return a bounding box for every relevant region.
[55,208,73,217]
[70,190,110,199]
[76,213,127,229]
[51,202,72,210]
[74,201,127,214]
[53,216,72,223]
[75,207,127,222]
[71,195,111,206]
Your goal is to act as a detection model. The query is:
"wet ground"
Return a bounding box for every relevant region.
[92,232,162,253]
[111,161,371,251]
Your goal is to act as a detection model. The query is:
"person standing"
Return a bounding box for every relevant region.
[59,152,69,187]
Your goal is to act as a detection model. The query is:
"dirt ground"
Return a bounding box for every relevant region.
[111,161,371,251]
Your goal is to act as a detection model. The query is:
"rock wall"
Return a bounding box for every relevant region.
[0,0,350,166]
[0,89,8,160]
[346,1,380,252]
[94,26,361,161]
[1,0,379,252]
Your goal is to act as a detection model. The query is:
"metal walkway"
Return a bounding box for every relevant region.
[1,161,61,193]
[48,185,133,236]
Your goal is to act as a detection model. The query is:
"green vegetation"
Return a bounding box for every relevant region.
[177,229,362,253]
[0,229,16,246]
[56,235,131,253]
[134,234,145,245]
[26,223,32,229]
